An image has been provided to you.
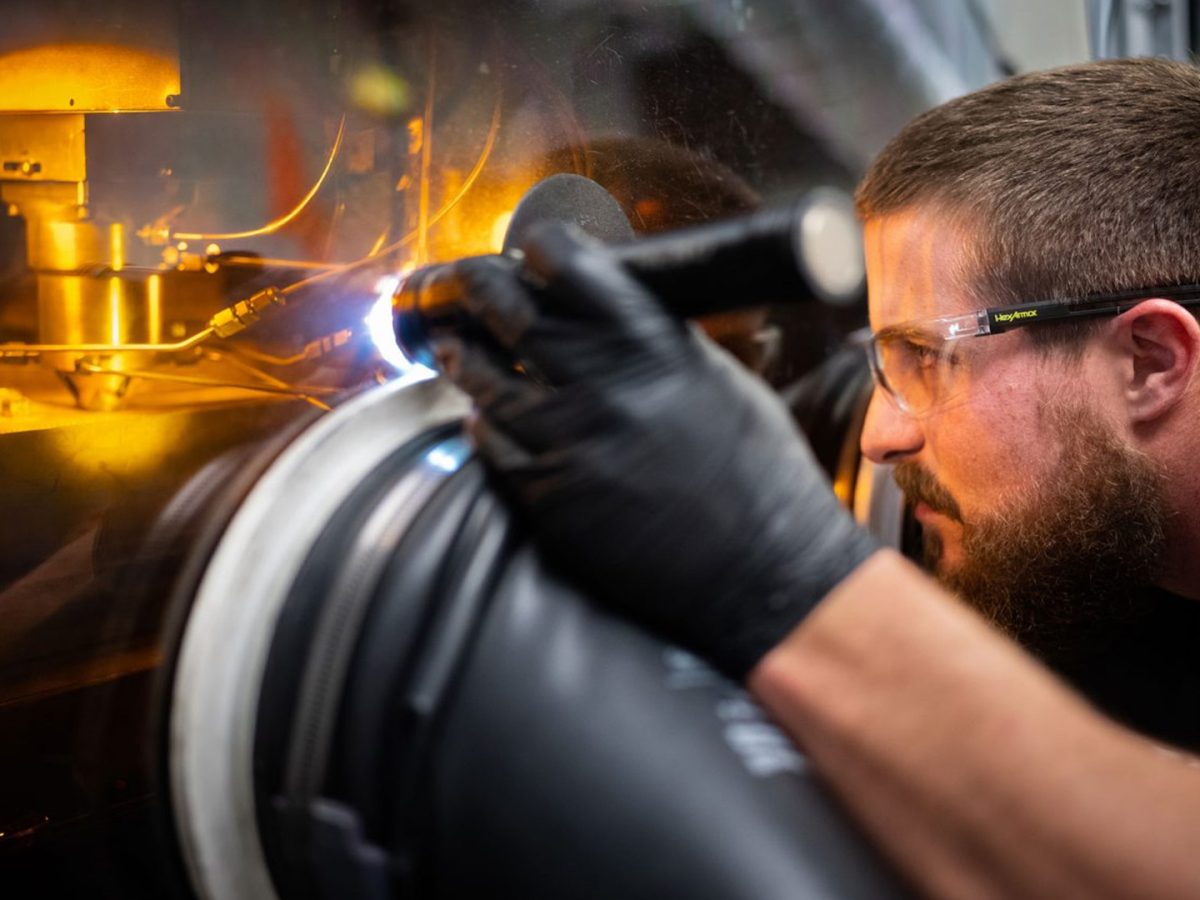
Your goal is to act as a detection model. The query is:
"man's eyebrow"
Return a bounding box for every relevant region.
[873,321,940,342]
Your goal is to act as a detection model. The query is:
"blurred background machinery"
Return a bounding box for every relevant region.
[0,1,1169,897]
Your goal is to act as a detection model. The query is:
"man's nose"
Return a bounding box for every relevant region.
[860,389,924,463]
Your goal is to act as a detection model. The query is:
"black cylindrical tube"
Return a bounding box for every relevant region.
[391,196,846,369]
[611,203,806,315]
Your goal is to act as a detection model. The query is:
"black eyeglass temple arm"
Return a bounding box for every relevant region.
[985,289,1200,334]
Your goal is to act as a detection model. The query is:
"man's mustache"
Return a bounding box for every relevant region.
[893,462,963,521]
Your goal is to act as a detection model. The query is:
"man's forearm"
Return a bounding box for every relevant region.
[749,550,1200,900]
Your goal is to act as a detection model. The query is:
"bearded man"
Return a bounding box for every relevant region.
[436,57,1200,898]
[853,63,1200,747]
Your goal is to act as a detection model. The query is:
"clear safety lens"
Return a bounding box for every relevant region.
[868,332,969,415]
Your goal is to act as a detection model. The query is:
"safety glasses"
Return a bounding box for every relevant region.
[859,283,1200,416]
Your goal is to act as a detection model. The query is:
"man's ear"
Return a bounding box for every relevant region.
[1112,299,1200,424]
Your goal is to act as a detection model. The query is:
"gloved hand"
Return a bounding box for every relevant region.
[433,223,879,679]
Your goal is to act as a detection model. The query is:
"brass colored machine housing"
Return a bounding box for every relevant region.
[0,37,179,408]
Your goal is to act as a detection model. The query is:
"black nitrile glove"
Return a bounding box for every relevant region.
[434,223,878,679]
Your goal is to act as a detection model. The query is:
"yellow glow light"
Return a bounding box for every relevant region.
[490,211,513,252]
[348,63,411,117]
[50,412,185,477]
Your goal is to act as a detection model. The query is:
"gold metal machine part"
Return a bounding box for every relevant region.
[0,28,182,410]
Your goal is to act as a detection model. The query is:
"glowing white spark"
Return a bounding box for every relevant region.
[365,274,436,385]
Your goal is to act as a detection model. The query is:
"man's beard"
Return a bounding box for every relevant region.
[893,405,1170,661]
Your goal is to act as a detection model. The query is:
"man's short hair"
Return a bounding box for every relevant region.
[855,57,1200,347]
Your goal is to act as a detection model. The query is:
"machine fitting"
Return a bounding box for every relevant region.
[209,287,288,338]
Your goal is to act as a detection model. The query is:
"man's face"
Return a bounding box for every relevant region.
[859,208,1167,655]
[860,207,1076,550]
